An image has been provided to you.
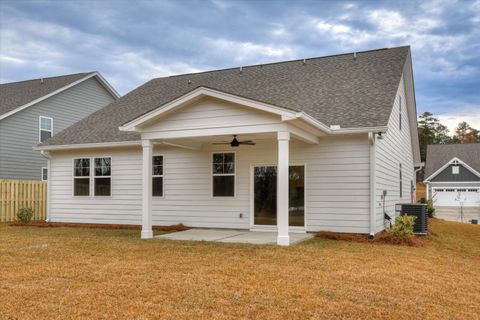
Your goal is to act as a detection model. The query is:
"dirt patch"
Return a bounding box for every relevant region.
[8,221,188,232]
[315,231,428,247]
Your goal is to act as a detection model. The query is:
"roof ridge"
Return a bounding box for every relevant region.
[159,46,410,80]
[0,72,96,86]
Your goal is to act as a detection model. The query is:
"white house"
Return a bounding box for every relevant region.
[424,143,480,222]
[36,46,421,245]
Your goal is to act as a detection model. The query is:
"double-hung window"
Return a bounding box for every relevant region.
[398,96,402,131]
[152,156,163,197]
[212,153,235,197]
[74,158,90,196]
[399,163,403,198]
[94,157,111,196]
[41,167,48,181]
[39,116,53,142]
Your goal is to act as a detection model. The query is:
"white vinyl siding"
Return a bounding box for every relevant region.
[374,74,415,232]
[48,135,371,233]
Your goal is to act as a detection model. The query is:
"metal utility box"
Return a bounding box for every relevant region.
[395,203,428,235]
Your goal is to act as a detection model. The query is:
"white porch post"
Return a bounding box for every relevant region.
[141,139,153,239]
[277,131,290,246]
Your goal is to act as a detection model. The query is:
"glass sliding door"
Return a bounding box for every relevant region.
[253,166,277,225]
[288,166,305,227]
[253,165,305,227]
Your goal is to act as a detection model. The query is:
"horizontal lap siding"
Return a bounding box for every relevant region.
[49,148,142,224]
[0,78,115,180]
[145,97,280,132]
[375,75,415,232]
[48,135,370,232]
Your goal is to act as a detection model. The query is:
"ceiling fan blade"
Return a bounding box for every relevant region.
[239,141,256,145]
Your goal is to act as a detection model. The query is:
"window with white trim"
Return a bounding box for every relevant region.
[39,116,53,142]
[152,156,163,197]
[452,166,459,174]
[73,158,90,196]
[41,167,48,181]
[399,96,402,131]
[94,157,111,196]
[399,163,403,198]
[212,153,235,197]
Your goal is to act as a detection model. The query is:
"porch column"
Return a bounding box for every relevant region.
[141,139,153,239]
[277,131,290,246]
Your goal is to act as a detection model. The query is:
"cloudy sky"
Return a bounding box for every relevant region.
[1,0,479,132]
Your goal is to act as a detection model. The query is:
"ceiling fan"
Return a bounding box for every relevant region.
[212,135,256,147]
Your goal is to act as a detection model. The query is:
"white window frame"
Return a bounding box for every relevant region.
[93,156,112,197]
[398,96,402,131]
[39,116,53,142]
[211,151,236,198]
[452,166,460,174]
[41,167,48,181]
[152,154,164,198]
[72,158,91,197]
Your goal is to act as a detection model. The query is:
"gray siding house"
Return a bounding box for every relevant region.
[0,72,119,180]
[424,143,480,222]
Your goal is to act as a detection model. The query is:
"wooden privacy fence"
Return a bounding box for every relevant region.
[0,180,47,222]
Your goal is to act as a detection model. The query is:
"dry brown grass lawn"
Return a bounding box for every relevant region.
[0,220,479,320]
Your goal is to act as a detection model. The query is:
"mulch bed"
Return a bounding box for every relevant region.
[315,231,428,247]
[8,221,188,232]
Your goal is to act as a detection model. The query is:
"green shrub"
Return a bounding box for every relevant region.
[427,199,435,218]
[419,197,426,204]
[17,207,34,223]
[389,215,416,238]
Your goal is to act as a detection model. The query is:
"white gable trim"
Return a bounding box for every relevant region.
[0,72,120,121]
[119,87,298,131]
[119,86,389,135]
[424,157,480,182]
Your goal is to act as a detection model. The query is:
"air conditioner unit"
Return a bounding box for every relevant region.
[395,203,428,235]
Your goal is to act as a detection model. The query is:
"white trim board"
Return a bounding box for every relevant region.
[0,72,120,121]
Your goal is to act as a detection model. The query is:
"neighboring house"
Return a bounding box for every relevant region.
[0,72,119,180]
[36,46,421,245]
[424,144,480,222]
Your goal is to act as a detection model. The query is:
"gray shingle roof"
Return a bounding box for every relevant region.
[0,72,93,116]
[425,143,480,178]
[41,46,410,146]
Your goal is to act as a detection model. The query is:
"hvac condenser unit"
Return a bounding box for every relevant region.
[395,203,428,235]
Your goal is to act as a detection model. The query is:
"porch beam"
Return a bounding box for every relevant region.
[277,131,290,246]
[286,124,320,144]
[141,139,153,239]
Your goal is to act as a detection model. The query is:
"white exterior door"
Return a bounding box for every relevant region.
[434,188,480,207]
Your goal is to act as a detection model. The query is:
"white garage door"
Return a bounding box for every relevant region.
[433,188,480,207]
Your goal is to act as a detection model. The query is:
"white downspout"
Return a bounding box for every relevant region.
[368,132,376,237]
[40,150,51,222]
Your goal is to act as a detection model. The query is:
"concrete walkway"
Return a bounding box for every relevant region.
[156,229,313,245]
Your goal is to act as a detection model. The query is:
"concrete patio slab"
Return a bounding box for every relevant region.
[156,229,314,245]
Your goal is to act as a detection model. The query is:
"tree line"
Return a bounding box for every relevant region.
[418,112,479,162]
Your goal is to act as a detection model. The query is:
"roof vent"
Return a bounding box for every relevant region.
[353,52,357,60]
[302,59,306,65]
[187,80,192,84]
[330,125,341,130]
[239,66,243,73]
[40,78,44,84]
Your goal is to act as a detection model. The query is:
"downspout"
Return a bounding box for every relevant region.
[40,150,51,222]
[368,132,376,237]
[414,163,425,202]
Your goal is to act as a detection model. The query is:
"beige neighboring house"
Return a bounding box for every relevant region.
[36,46,421,245]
